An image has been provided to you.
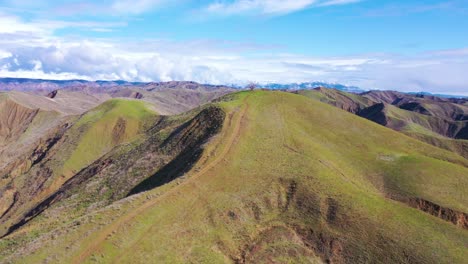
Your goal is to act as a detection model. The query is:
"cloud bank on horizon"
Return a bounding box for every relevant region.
[0,0,467,95]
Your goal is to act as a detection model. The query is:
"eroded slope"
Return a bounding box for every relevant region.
[2,91,466,263]
[0,99,157,237]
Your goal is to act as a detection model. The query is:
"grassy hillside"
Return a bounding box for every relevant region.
[298,88,373,113]
[300,89,468,159]
[0,99,157,238]
[1,91,467,263]
[61,99,156,177]
[110,82,234,115]
[0,90,108,179]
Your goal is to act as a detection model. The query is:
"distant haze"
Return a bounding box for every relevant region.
[0,1,467,95]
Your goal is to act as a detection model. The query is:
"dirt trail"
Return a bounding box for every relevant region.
[72,98,249,264]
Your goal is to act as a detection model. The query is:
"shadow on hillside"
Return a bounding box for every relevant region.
[127,146,203,196]
[128,106,225,197]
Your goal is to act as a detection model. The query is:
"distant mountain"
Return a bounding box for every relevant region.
[0,78,141,93]
[1,78,466,100]
[0,78,232,93]
[258,82,366,93]
[407,91,468,99]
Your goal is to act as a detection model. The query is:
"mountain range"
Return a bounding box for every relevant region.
[0,82,466,263]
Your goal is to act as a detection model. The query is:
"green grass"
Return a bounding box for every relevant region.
[298,89,372,109]
[0,99,159,240]
[3,91,468,263]
[61,99,156,177]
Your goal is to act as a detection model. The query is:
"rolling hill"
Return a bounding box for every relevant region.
[299,88,468,158]
[0,90,108,178]
[0,91,466,263]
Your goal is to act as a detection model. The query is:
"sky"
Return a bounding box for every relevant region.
[0,0,467,95]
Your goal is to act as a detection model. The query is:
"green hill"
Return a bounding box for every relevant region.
[61,99,156,178]
[299,89,468,159]
[0,99,157,238]
[1,91,467,263]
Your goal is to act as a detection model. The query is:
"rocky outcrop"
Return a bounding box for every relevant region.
[46,90,58,99]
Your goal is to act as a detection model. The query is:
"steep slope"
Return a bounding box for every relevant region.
[0,90,111,183]
[298,88,373,113]
[361,90,405,104]
[0,104,225,246]
[0,93,71,178]
[2,91,467,263]
[110,82,234,115]
[0,99,157,237]
[300,89,468,158]
[362,91,468,123]
[46,90,112,112]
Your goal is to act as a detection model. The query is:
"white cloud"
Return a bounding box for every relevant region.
[204,0,361,15]
[318,0,361,7]
[1,26,468,95]
[0,50,12,59]
[111,0,171,14]
[0,8,467,95]
[0,12,125,37]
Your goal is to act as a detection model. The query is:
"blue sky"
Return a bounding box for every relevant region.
[0,0,467,94]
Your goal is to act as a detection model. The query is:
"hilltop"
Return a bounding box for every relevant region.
[0,91,466,263]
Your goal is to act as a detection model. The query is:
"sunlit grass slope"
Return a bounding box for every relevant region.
[61,99,156,177]
[7,91,468,263]
[299,89,468,159]
[0,99,157,238]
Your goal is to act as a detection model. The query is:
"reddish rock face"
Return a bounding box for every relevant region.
[407,198,468,229]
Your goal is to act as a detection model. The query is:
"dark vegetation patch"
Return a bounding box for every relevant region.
[357,103,387,126]
[1,106,226,237]
[111,117,126,144]
[129,106,225,195]
[238,226,321,264]
[455,125,468,139]
[399,102,430,115]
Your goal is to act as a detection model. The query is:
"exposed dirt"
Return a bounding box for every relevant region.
[0,106,226,239]
[129,106,226,194]
[0,99,39,144]
[0,122,70,179]
[70,99,248,264]
[405,198,468,229]
[295,227,345,264]
[0,189,18,219]
[239,225,324,264]
[112,118,127,144]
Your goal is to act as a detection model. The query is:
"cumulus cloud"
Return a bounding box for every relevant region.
[0,6,467,95]
[2,34,468,95]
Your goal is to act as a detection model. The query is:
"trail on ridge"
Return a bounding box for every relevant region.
[72,98,249,264]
